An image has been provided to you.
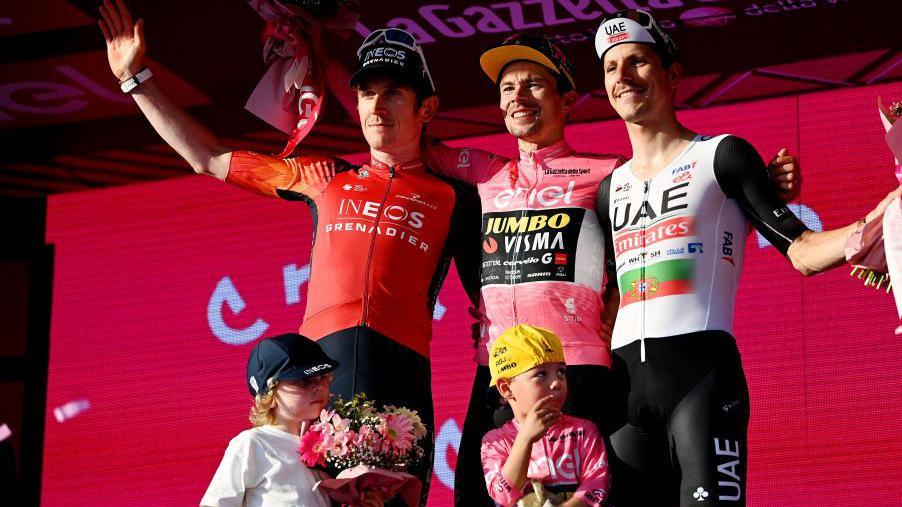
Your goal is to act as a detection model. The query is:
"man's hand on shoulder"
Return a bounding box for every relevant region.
[767,148,802,203]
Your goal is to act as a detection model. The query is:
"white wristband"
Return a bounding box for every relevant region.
[120,67,153,94]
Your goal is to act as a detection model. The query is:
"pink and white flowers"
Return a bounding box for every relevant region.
[298,394,426,474]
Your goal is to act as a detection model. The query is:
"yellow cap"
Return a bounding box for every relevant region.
[488,324,565,387]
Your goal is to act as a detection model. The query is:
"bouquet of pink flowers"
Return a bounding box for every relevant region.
[299,394,427,505]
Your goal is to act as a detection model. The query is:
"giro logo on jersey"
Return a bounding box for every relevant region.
[619,258,695,307]
[481,208,585,286]
[721,231,735,266]
[612,181,690,232]
[493,180,575,209]
[613,216,694,256]
[688,242,704,253]
[714,438,742,501]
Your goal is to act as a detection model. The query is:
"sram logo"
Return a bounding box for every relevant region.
[493,181,575,209]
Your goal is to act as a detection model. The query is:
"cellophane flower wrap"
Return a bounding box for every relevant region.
[298,393,427,474]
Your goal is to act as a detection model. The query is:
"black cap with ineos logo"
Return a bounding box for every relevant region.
[246,333,340,396]
[349,28,436,96]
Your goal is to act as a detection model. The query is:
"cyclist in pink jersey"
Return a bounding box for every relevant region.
[421,33,801,506]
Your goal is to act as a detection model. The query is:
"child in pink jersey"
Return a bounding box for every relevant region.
[481,325,609,507]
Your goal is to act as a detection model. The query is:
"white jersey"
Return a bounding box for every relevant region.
[597,135,807,358]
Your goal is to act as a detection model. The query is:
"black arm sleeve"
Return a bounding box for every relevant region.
[443,177,483,307]
[596,174,617,286]
[713,136,809,255]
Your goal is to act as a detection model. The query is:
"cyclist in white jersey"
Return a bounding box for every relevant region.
[593,9,901,507]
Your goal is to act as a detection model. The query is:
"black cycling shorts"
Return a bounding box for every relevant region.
[608,331,750,507]
[318,326,434,506]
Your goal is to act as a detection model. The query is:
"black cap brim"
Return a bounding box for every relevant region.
[349,63,433,95]
[276,358,340,382]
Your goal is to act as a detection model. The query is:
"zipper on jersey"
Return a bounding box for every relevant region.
[361,166,395,325]
[511,152,539,324]
[640,179,650,363]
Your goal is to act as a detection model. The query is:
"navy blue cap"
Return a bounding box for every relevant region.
[246,333,339,396]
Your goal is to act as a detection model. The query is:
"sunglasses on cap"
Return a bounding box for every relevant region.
[497,32,575,89]
[357,28,436,93]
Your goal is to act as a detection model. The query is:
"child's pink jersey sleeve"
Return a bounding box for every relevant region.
[480,429,525,506]
[573,421,611,507]
[424,140,507,185]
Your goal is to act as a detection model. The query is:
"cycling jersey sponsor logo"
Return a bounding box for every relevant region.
[714,437,742,501]
[612,181,689,232]
[721,230,735,265]
[672,161,696,175]
[493,180,575,209]
[327,199,431,252]
[341,184,367,192]
[673,171,693,183]
[481,208,585,285]
[583,488,606,505]
[688,242,704,253]
[565,298,576,315]
[666,247,686,255]
[615,182,632,193]
[773,207,788,218]
[361,47,407,63]
[397,193,438,209]
[543,167,591,177]
[358,169,369,179]
[619,259,694,307]
[613,216,694,256]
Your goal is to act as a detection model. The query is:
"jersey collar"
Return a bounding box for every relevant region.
[367,157,426,173]
[518,139,573,166]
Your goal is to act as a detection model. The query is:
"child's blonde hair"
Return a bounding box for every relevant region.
[248,379,279,427]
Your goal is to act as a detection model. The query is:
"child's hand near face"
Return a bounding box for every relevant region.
[519,395,561,444]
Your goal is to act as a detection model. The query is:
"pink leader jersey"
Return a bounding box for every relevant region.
[480,414,610,507]
[427,140,622,366]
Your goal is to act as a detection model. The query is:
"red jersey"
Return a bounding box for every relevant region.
[227,151,480,358]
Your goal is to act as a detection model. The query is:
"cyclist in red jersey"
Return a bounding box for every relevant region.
[99,2,479,503]
[419,33,801,506]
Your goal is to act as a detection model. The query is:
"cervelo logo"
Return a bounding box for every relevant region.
[494,181,575,209]
[337,199,425,229]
